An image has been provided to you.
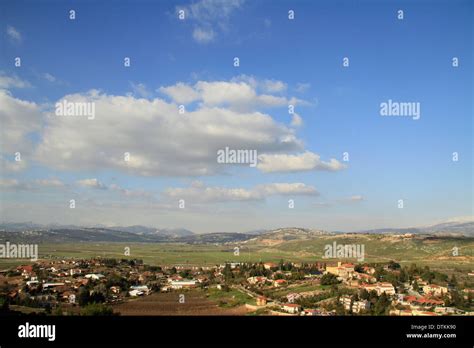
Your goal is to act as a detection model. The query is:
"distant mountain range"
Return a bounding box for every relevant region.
[0,219,472,244]
[355,220,474,237]
[109,225,194,238]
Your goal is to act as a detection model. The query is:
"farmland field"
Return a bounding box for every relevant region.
[112,290,253,315]
[1,234,473,271]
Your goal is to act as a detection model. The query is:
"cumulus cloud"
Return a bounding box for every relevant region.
[261,79,287,93]
[257,151,347,173]
[159,78,300,112]
[231,75,287,94]
[164,181,318,203]
[158,82,200,104]
[35,89,302,176]
[6,25,22,43]
[0,89,42,155]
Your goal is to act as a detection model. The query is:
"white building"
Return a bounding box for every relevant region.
[170,279,197,289]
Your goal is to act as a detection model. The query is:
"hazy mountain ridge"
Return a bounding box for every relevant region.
[356,220,474,237]
[0,220,472,244]
[110,225,194,238]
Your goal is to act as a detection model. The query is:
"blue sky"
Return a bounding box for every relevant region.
[0,0,472,233]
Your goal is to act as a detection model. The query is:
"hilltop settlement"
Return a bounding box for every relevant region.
[1,257,473,316]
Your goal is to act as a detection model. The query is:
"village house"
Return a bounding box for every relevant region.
[362,266,376,274]
[256,296,267,306]
[354,272,376,283]
[339,295,352,311]
[338,296,370,313]
[422,284,448,297]
[264,262,278,270]
[247,276,267,285]
[129,285,150,296]
[273,279,287,287]
[17,265,34,279]
[170,279,197,290]
[286,293,301,303]
[377,282,396,296]
[282,303,301,314]
[361,282,395,296]
[401,295,444,307]
[85,273,105,280]
[352,300,370,313]
[110,286,121,294]
[326,262,355,280]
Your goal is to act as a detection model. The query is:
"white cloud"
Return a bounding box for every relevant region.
[0,157,27,172]
[290,113,303,127]
[159,79,297,111]
[75,178,152,198]
[0,89,42,155]
[255,183,318,196]
[0,178,66,191]
[262,79,287,93]
[6,25,22,43]
[108,183,152,198]
[42,73,56,83]
[35,90,302,176]
[76,178,107,190]
[181,0,244,21]
[164,181,318,203]
[177,0,244,43]
[34,178,65,187]
[158,82,200,104]
[0,72,31,89]
[0,178,29,190]
[129,82,151,98]
[257,151,347,173]
[231,75,287,94]
[192,27,215,43]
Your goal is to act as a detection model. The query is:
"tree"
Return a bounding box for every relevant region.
[77,287,90,306]
[398,268,409,283]
[0,296,9,312]
[448,275,458,289]
[80,303,114,316]
[388,261,400,270]
[359,289,370,301]
[373,292,391,315]
[321,273,340,285]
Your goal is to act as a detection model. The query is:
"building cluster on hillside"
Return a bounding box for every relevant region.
[0,258,472,316]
